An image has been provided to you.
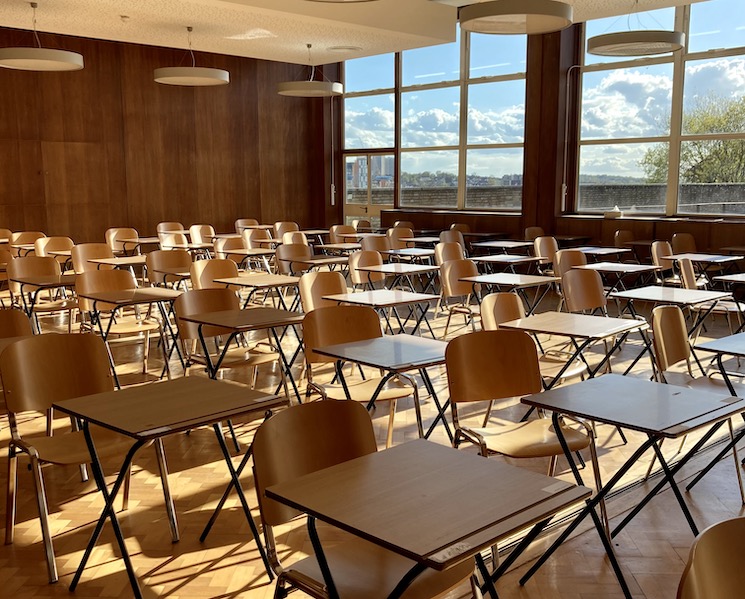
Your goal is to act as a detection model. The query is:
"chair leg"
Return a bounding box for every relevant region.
[154,438,179,543]
[443,311,454,339]
[727,419,745,505]
[30,455,58,583]
[121,463,131,512]
[5,445,17,545]
[142,330,151,374]
[386,399,397,448]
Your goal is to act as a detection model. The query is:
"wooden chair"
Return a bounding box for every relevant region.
[157,221,185,235]
[105,227,138,256]
[71,243,115,274]
[275,243,312,276]
[173,288,280,389]
[440,258,480,338]
[0,249,12,307]
[281,231,309,246]
[360,234,390,253]
[677,517,745,599]
[652,240,678,284]
[386,227,413,250]
[34,236,74,271]
[554,248,588,312]
[0,227,11,249]
[450,223,470,233]
[274,221,299,239]
[439,229,467,253]
[303,305,422,448]
[159,232,189,251]
[0,307,32,338]
[672,232,697,254]
[214,237,247,266]
[7,256,78,332]
[190,258,239,290]
[188,224,215,245]
[679,258,739,339]
[525,226,544,241]
[242,227,272,249]
[2,333,163,583]
[298,271,346,312]
[614,229,634,248]
[348,250,385,291]
[562,268,608,315]
[234,218,258,233]
[434,241,465,266]
[10,231,46,256]
[393,220,414,229]
[76,269,169,376]
[328,224,356,243]
[146,249,192,288]
[252,400,476,598]
[352,218,371,231]
[533,235,558,275]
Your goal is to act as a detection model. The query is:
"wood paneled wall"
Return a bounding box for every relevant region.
[0,28,332,242]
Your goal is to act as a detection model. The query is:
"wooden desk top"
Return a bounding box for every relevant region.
[172,242,213,250]
[214,274,299,288]
[358,263,439,275]
[150,266,189,278]
[473,254,541,265]
[576,262,661,274]
[218,247,275,257]
[120,236,160,245]
[237,224,274,230]
[342,232,385,240]
[10,273,77,288]
[472,240,533,250]
[459,273,560,288]
[212,233,242,240]
[313,334,447,370]
[301,229,329,236]
[89,255,148,267]
[611,285,730,305]
[500,311,644,339]
[522,374,744,438]
[179,306,303,330]
[48,249,72,257]
[77,287,182,305]
[696,333,745,359]
[714,273,745,284]
[400,236,440,244]
[576,246,631,256]
[266,439,590,570]
[323,289,439,308]
[670,252,743,263]
[381,248,435,258]
[54,377,285,439]
[316,243,361,252]
[292,255,348,267]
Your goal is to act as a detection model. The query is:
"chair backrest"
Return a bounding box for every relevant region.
[34,236,74,262]
[393,220,414,229]
[534,236,558,264]
[252,400,377,527]
[349,250,385,286]
[274,221,299,239]
[1,333,114,415]
[76,268,137,312]
[0,228,11,245]
[105,227,138,254]
[434,241,465,267]
[242,228,271,249]
[173,288,240,342]
[159,232,188,251]
[352,219,371,231]
[360,235,390,252]
[235,218,258,233]
[439,229,466,250]
[328,224,356,244]
[275,243,312,275]
[386,227,413,250]
[146,249,192,285]
[614,229,634,248]
[190,258,239,290]
[679,258,698,290]
[303,305,383,365]
[446,330,542,404]
[189,224,215,245]
[299,271,347,312]
[441,258,479,299]
[71,243,115,274]
[450,223,470,234]
[157,221,185,234]
[0,308,33,338]
[555,248,587,279]
[7,256,61,295]
[214,237,245,263]
[525,226,545,241]
[562,268,606,313]
[677,517,745,599]
[0,249,12,282]
[480,292,525,331]
[651,240,674,269]
[281,231,308,246]
[672,232,697,255]
[11,231,46,246]
[652,305,690,372]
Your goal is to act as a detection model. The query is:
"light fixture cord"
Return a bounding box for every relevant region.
[307,43,316,82]
[30,2,41,49]
[187,26,195,68]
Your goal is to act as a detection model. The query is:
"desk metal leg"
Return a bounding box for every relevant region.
[421,368,454,442]
[270,326,301,403]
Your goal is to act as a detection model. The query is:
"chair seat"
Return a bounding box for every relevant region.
[287,532,474,599]
[470,419,590,458]
[319,377,413,403]
[694,300,745,314]
[20,427,137,466]
[661,372,745,396]
[32,298,78,313]
[97,315,161,336]
[539,353,587,381]
[189,344,279,369]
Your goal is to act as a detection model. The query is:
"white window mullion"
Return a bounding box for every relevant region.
[666,5,688,216]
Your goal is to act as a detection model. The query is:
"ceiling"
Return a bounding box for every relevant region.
[0,0,701,66]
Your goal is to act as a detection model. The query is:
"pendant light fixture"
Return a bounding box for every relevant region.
[459,0,573,35]
[277,44,343,97]
[0,2,84,72]
[154,27,229,86]
[587,0,685,57]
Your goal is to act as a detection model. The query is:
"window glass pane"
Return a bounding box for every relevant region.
[689,0,745,54]
[581,63,673,140]
[402,31,460,87]
[469,34,526,79]
[401,87,460,148]
[345,54,394,93]
[578,142,668,213]
[467,80,525,144]
[678,139,745,214]
[683,57,745,135]
[400,150,458,209]
[584,7,675,65]
[465,148,523,210]
[344,94,395,149]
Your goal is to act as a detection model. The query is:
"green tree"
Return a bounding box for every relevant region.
[641,95,745,184]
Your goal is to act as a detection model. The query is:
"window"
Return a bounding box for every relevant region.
[577,0,745,216]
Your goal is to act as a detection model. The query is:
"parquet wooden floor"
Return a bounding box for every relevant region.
[2,292,745,598]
